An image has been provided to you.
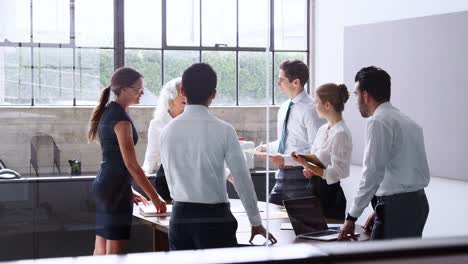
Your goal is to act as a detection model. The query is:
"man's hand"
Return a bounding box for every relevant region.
[364,211,376,233]
[269,154,285,167]
[338,220,358,241]
[255,145,266,152]
[250,225,277,245]
[151,196,167,214]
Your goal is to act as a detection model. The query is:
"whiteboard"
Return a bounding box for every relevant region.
[343,11,468,181]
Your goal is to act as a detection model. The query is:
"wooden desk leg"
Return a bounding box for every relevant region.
[153,229,169,252]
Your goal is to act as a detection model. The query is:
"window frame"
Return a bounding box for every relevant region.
[0,0,310,106]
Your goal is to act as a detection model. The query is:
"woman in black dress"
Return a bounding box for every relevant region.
[88,67,166,255]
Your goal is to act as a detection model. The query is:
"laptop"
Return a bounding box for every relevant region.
[283,196,356,241]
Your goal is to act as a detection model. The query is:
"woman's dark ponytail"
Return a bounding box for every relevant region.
[88,85,111,142]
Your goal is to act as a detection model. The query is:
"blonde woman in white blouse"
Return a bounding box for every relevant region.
[142,77,186,201]
[292,83,353,220]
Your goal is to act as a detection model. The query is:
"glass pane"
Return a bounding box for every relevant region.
[33,48,74,105]
[201,51,236,106]
[274,52,308,105]
[75,48,114,105]
[239,52,271,105]
[0,47,32,105]
[239,0,268,47]
[274,0,307,50]
[163,50,199,84]
[202,0,236,47]
[33,0,70,43]
[167,0,200,46]
[0,0,30,43]
[75,0,113,47]
[125,0,162,48]
[125,49,161,105]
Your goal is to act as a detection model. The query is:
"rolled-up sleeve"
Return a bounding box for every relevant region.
[142,119,162,174]
[322,132,352,185]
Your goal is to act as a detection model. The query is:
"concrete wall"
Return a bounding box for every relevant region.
[0,106,278,175]
[315,0,468,237]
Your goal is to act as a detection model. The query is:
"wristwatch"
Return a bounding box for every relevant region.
[346,213,358,222]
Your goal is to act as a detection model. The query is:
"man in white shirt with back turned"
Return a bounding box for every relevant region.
[160,63,276,250]
[339,66,430,240]
[257,60,325,206]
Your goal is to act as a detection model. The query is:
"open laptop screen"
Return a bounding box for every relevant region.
[283,196,329,236]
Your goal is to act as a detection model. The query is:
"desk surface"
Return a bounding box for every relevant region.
[133,199,369,246]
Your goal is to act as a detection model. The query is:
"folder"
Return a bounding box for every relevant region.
[298,154,326,169]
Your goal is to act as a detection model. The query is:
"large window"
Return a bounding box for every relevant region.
[0,0,309,106]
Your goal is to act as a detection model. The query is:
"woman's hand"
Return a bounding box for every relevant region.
[132,189,149,206]
[226,175,234,184]
[305,166,324,177]
[291,151,307,165]
[303,169,315,178]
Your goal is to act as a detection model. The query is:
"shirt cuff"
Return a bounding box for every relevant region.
[224,168,231,178]
[142,163,152,175]
[283,155,299,167]
[322,168,339,185]
[248,213,262,227]
[348,205,364,220]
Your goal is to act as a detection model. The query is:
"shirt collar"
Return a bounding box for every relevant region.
[160,109,173,123]
[327,120,344,134]
[291,89,308,104]
[373,101,393,116]
[183,104,211,115]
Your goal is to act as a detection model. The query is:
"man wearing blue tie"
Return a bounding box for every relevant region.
[256,60,325,206]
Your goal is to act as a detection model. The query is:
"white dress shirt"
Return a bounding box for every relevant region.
[160,105,262,226]
[266,90,325,166]
[311,120,353,185]
[142,111,173,174]
[349,102,430,218]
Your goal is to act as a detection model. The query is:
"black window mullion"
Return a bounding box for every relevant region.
[199,0,203,61]
[70,0,76,106]
[162,0,167,49]
[161,0,166,86]
[113,0,125,70]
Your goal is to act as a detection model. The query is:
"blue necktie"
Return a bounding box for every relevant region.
[277,101,294,154]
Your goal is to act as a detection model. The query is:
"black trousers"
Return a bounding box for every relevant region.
[154,165,172,202]
[269,168,347,220]
[169,202,238,250]
[371,189,429,240]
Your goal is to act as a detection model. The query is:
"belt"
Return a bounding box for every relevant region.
[279,166,303,171]
[173,201,230,209]
[376,189,425,202]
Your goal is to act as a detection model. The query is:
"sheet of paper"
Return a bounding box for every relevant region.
[280,223,293,230]
[231,205,265,213]
[138,203,172,217]
[260,211,289,220]
[243,149,289,158]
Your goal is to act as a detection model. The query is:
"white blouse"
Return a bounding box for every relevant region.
[142,111,173,174]
[310,120,353,185]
